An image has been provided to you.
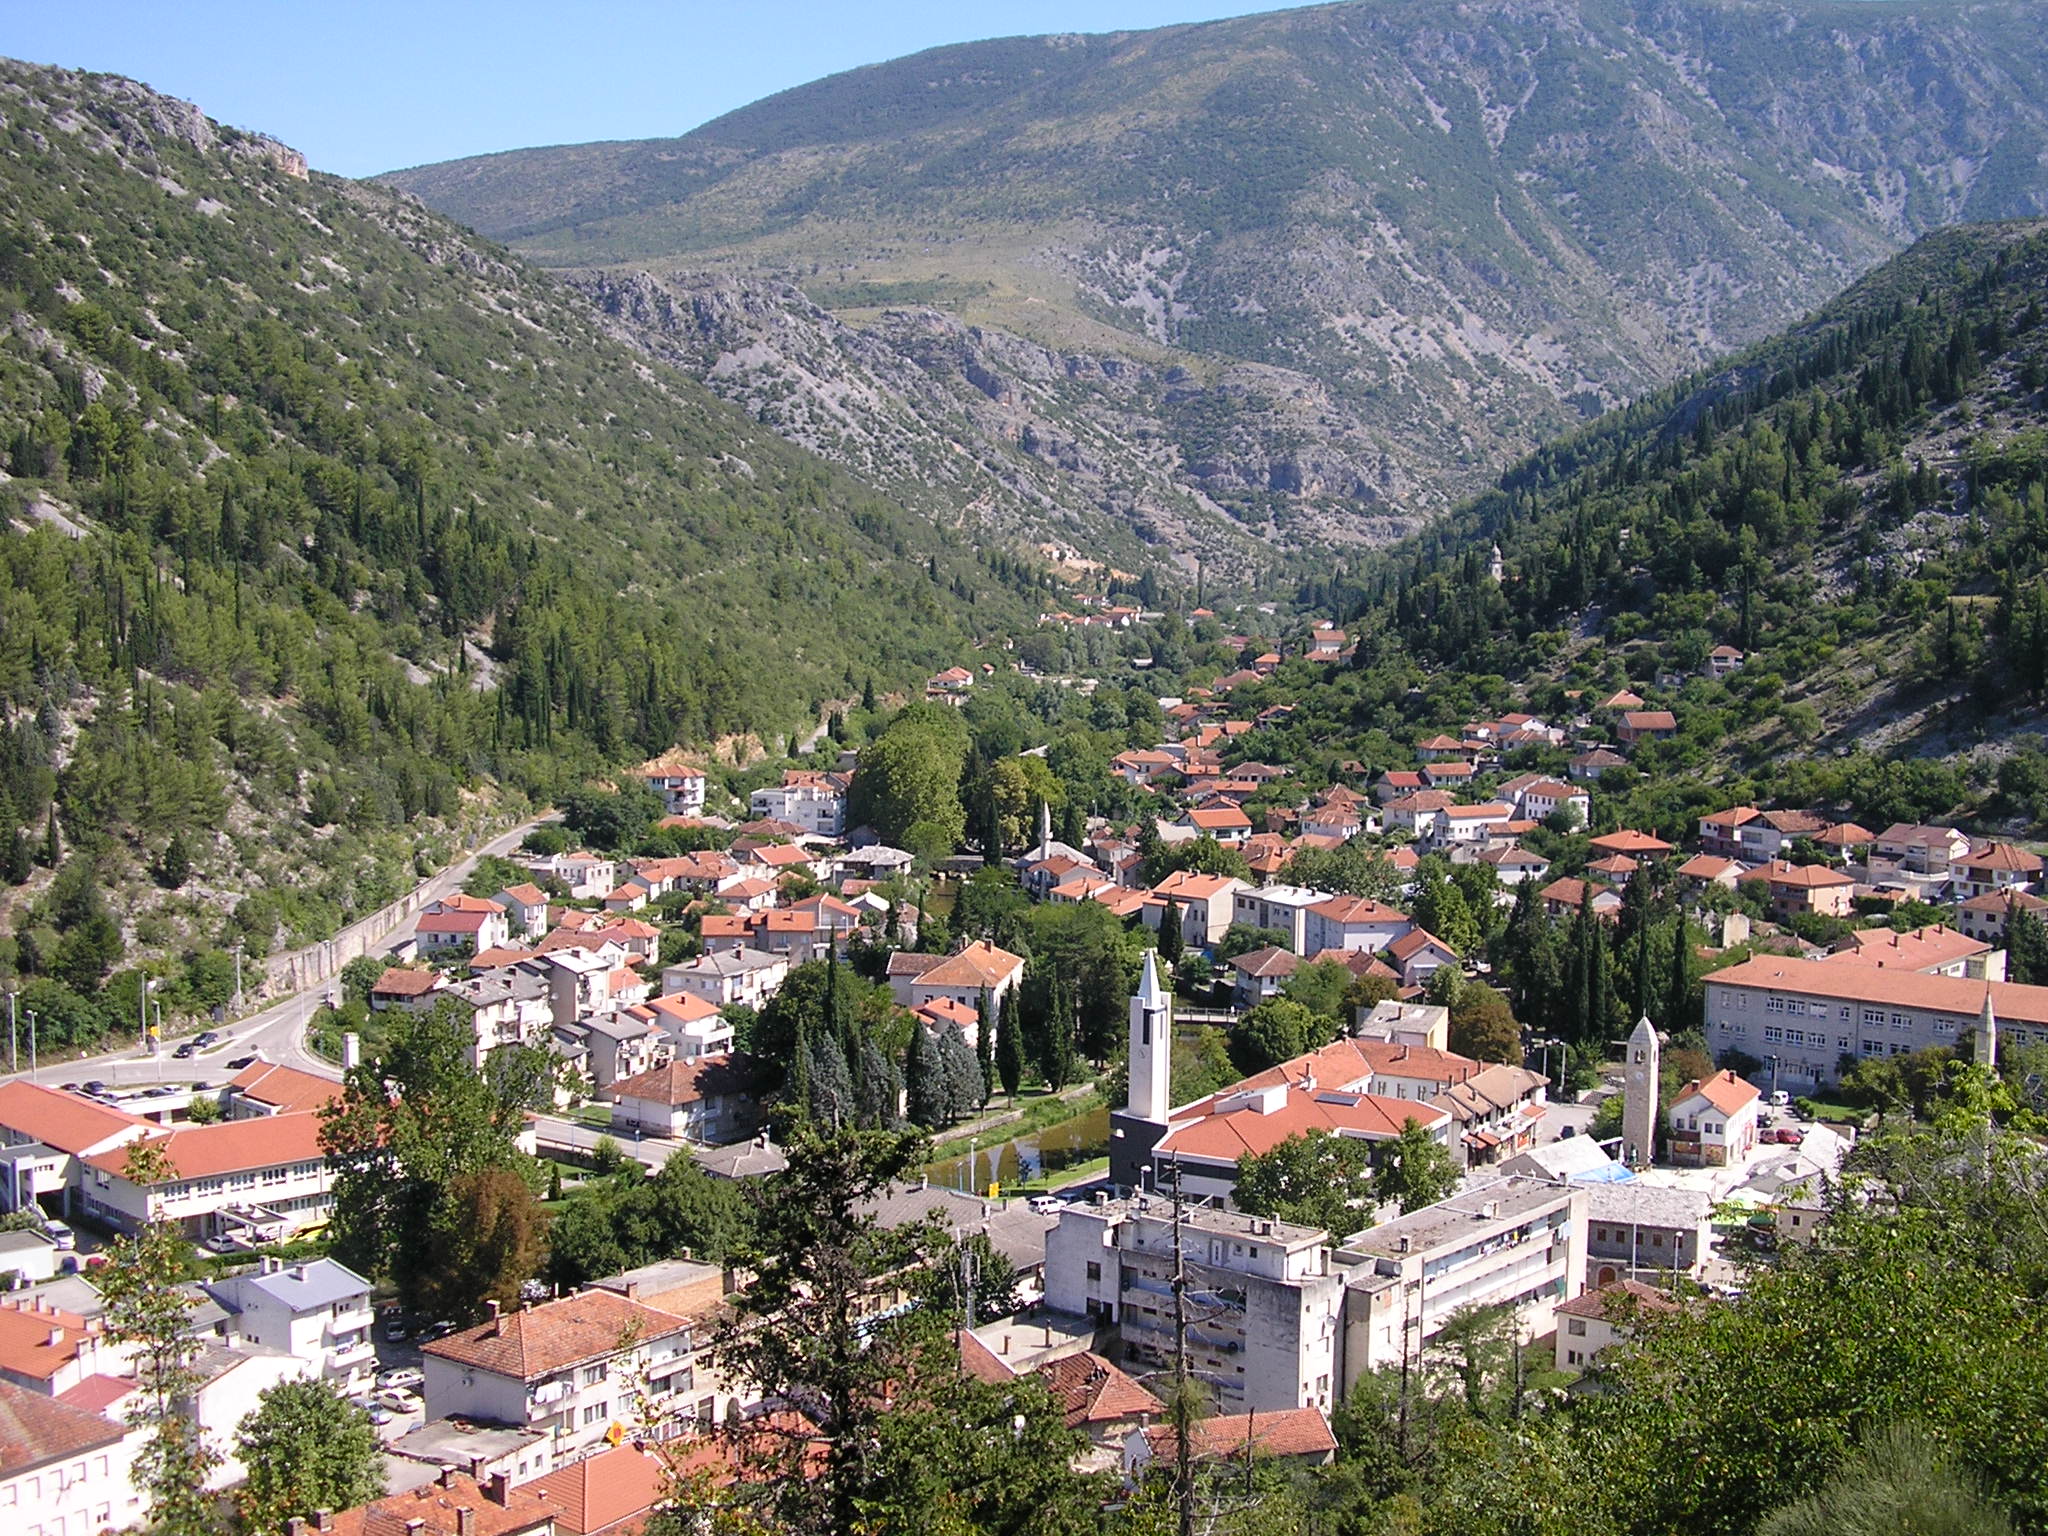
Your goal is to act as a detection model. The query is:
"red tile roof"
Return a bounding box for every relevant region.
[1674,1069,1760,1118]
[1555,1278,1682,1321]
[328,1470,563,1536]
[1036,1351,1162,1429]
[532,1444,667,1535]
[1143,1405,1335,1462]
[914,940,1025,990]
[422,1289,691,1381]
[374,966,441,996]
[0,1376,125,1473]
[227,1061,340,1115]
[608,1054,760,1109]
[1588,829,1675,856]
[0,1081,148,1155]
[84,1112,325,1182]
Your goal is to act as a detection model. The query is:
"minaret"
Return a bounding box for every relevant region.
[1128,950,1171,1123]
[1488,543,1505,583]
[1976,985,1999,1071]
[1110,950,1174,1190]
[1037,798,1053,859]
[1621,1014,1661,1169]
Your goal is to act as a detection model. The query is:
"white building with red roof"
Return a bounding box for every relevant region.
[415,894,510,956]
[1144,871,1246,949]
[78,1113,333,1242]
[1666,1069,1761,1167]
[0,1083,153,1223]
[1302,895,1413,956]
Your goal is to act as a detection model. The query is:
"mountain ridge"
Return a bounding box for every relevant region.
[386,0,2048,564]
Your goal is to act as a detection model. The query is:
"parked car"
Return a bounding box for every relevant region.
[383,1318,410,1343]
[193,1030,222,1049]
[1766,1089,1791,1108]
[58,1082,79,1093]
[173,1041,197,1059]
[367,1406,393,1426]
[44,1220,75,1251]
[81,1080,109,1098]
[374,1388,422,1414]
[375,1367,424,1391]
[225,1054,257,1070]
[1028,1195,1065,1216]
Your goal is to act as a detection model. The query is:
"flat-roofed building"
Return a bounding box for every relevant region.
[1336,1177,1587,1377]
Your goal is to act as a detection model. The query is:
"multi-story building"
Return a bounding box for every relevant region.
[0,1375,145,1536]
[0,1084,151,1223]
[422,1289,704,1459]
[1584,1183,1714,1286]
[1231,885,1329,954]
[1868,823,1972,888]
[1044,1196,1348,1415]
[748,772,848,837]
[75,1114,332,1244]
[206,1256,377,1397]
[1336,1178,1587,1377]
[1302,896,1412,956]
[1145,873,1246,950]
[1703,954,2043,1089]
[634,753,709,817]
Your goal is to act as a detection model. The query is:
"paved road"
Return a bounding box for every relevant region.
[2,815,551,1095]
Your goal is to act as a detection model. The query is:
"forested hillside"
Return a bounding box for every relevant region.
[1246,220,2048,833]
[388,0,2048,565]
[0,62,1044,1041]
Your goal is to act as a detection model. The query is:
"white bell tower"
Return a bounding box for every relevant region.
[1127,950,1171,1123]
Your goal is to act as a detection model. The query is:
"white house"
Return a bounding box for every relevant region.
[1302,896,1412,956]
[1145,872,1246,950]
[749,772,849,837]
[414,895,510,956]
[206,1256,377,1397]
[1231,885,1330,954]
[659,948,789,1011]
[1554,1279,1681,1371]
[624,992,735,1061]
[1666,1070,1761,1168]
[606,1055,765,1144]
[495,884,552,943]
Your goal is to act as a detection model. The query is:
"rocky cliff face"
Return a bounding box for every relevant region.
[389,0,2048,567]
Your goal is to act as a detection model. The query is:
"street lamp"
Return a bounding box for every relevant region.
[230,942,245,1012]
[5,982,16,1075]
[1763,1054,1780,1101]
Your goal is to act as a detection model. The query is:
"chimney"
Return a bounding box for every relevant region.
[315,1514,333,1532]
[261,1256,281,1274]
[287,1520,308,1536]
[486,1299,502,1334]
[405,1522,425,1536]
[483,1472,511,1506]
[439,1468,458,1489]
[1395,1235,1412,1254]
[1001,1333,1011,1355]
[46,1327,62,1347]
[342,1032,361,1071]
[456,1510,476,1536]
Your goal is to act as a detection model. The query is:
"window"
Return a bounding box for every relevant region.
[1763,1026,1784,1044]
[1765,996,1785,1014]
[1862,1039,1883,1056]
[582,1402,609,1426]
[1085,1262,1101,1282]
[581,1364,607,1387]
[1863,1008,1885,1027]
[1566,1319,1586,1336]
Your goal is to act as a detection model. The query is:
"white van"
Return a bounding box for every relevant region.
[43,1219,75,1252]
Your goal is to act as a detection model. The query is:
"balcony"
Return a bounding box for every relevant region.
[326,1336,375,1373]
[325,1307,373,1342]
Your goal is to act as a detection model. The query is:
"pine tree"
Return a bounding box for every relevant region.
[0,827,29,886]
[41,805,57,867]
[861,676,877,712]
[155,830,191,890]
[1666,916,1694,1030]
[937,1023,983,1123]
[808,1034,856,1128]
[996,989,1024,1101]
[975,992,994,1097]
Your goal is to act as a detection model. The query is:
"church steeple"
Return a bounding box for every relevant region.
[1126,950,1171,1123]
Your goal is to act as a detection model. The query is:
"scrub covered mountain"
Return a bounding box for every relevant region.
[1242,219,2048,837]
[0,61,1044,1033]
[388,0,2048,571]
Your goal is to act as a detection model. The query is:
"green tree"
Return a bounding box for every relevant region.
[234,1378,385,1534]
[434,1167,546,1320]
[1235,1128,1377,1237]
[905,1024,945,1128]
[849,720,967,848]
[995,988,1025,1101]
[98,1143,219,1536]
[1373,1118,1460,1213]
[1448,982,1521,1064]
[1281,958,1353,1027]
[1227,998,1316,1075]
[320,999,551,1318]
[154,830,192,890]
[1157,899,1184,968]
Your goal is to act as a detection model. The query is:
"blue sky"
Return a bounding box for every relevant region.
[6,1,1298,178]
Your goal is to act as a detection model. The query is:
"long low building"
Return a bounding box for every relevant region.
[1703,954,2036,1089]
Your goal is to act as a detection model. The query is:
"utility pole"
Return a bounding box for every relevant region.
[25,1010,36,1082]
[6,985,15,1075]
[1169,1156,1195,1536]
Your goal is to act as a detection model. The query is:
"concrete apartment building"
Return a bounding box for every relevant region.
[0,1376,145,1536]
[1044,1196,1348,1415]
[1337,1178,1588,1377]
[422,1288,703,1459]
[76,1113,332,1244]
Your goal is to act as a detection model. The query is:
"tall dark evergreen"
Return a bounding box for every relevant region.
[1158,898,1184,968]
[904,1025,944,1129]
[974,992,994,1097]
[995,989,1024,1101]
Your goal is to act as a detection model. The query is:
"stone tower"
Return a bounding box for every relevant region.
[1621,1014,1661,1169]
[1976,985,1999,1071]
[1488,543,1505,583]
[1109,950,1174,1189]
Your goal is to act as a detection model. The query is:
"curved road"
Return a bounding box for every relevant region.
[1,815,552,1094]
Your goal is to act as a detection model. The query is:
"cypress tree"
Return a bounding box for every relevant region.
[1,828,30,886]
[996,989,1024,1101]
[975,992,994,1097]
[1666,917,1693,1031]
[905,1025,943,1128]
[41,805,57,867]
[1158,899,1184,968]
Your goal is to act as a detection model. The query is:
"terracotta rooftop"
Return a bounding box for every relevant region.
[327,1469,563,1536]
[914,940,1025,989]
[1142,1405,1336,1462]
[0,1300,100,1382]
[0,1081,149,1154]
[0,1375,125,1474]
[227,1060,341,1115]
[1555,1277,1683,1321]
[84,1112,325,1183]
[422,1289,691,1381]
[1827,924,1990,972]
[1674,1069,1760,1118]
[1707,956,2048,1024]
[1588,829,1675,856]
[1036,1350,1163,1429]
[531,1443,667,1535]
